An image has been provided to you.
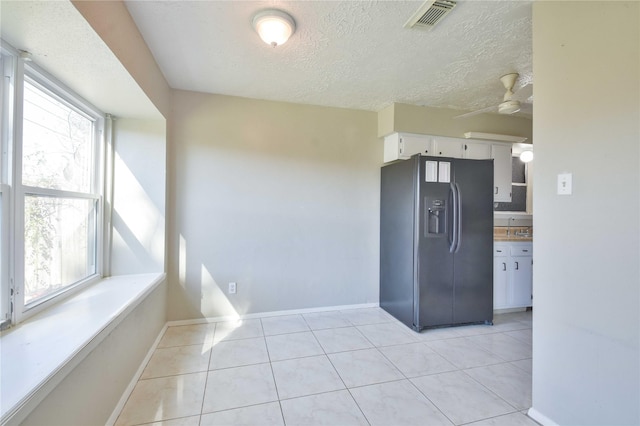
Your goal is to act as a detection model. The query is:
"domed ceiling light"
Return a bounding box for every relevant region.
[252,9,296,47]
[520,150,534,163]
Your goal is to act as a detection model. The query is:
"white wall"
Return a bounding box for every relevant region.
[110,118,167,275]
[531,2,639,424]
[20,281,166,426]
[167,91,381,320]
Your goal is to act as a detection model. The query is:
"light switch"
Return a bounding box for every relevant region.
[557,173,572,195]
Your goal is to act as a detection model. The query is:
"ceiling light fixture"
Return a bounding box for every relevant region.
[520,150,534,163]
[252,9,296,47]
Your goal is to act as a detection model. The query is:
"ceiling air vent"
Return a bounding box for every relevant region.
[404,0,457,30]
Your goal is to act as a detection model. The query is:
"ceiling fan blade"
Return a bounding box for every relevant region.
[514,83,533,102]
[519,102,533,113]
[453,105,498,119]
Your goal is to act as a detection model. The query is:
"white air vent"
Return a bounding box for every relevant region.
[404,0,457,30]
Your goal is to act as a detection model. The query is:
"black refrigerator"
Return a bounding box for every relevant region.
[380,154,494,332]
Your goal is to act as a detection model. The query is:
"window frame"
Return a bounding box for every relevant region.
[2,43,107,325]
[0,49,15,330]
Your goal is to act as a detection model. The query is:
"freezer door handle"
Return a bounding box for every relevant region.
[454,182,462,253]
[450,183,457,253]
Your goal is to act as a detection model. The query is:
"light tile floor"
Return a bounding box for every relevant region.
[114,308,538,426]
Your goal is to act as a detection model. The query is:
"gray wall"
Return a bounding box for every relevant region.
[111,118,167,275]
[531,2,639,424]
[167,91,382,320]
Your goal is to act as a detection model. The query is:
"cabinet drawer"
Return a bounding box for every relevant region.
[510,246,532,256]
[494,246,508,256]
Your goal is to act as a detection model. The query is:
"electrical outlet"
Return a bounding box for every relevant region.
[228,282,237,294]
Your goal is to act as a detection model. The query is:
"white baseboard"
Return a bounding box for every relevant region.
[494,307,529,315]
[528,407,559,426]
[167,302,380,327]
[105,323,168,426]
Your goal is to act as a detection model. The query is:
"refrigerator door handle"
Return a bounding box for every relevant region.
[450,182,458,253]
[454,182,462,253]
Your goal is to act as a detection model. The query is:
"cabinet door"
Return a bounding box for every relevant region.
[464,141,492,159]
[383,134,401,163]
[433,137,463,158]
[493,247,509,309]
[511,256,533,307]
[491,144,512,202]
[399,134,430,159]
[384,133,430,162]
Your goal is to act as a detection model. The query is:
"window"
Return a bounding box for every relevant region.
[494,156,528,212]
[1,42,106,325]
[20,80,99,307]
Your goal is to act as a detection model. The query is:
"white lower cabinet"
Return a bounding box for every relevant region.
[493,242,533,309]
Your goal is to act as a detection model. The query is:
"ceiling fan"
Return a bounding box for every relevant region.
[454,73,532,119]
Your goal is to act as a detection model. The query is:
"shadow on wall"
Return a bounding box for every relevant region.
[178,234,240,319]
[111,119,166,276]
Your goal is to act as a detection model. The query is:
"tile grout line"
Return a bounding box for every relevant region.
[317,337,373,426]
[259,317,287,426]
[458,367,523,416]
[461,360,532,412]
[307,309,393,426]
[404,375,458,426]
[197,322,217,425]
[113,325,172,426]
[123,310,533,426]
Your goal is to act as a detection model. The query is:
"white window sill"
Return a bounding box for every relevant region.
[0,272,165,425]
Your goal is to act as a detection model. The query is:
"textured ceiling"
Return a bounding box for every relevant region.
[125,0,533,114]
[0,1,162,120]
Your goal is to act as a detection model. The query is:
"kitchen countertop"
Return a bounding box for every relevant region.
[494,226,533,242]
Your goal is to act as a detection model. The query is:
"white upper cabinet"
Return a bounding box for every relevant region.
[383,133,431,162]
[431,136,464,158]
[491,143,513,202]
[463,141,493,159]
[384,133,500,162]
[382,133,515,203]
